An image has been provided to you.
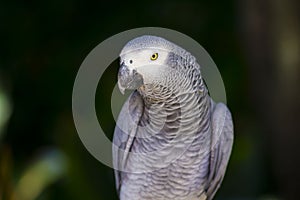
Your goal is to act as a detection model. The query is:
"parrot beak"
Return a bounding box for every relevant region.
[118,62,144,94]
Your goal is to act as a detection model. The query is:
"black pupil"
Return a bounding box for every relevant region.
[152,54,155,58]
[129,60,133,64]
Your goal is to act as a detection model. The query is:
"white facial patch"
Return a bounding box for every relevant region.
[120,49,169,71]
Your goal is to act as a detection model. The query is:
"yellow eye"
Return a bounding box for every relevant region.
[150,53,158,60]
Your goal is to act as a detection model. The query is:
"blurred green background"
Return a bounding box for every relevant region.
[0,0,299,200]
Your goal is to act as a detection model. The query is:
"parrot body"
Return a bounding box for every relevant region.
[113,35,233,200]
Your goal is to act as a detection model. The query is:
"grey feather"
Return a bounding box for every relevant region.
[113,91,144,195]
[206,101,234,200]
[113,35,234,200]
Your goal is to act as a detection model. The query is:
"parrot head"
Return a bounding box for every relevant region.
[117,35,183,94]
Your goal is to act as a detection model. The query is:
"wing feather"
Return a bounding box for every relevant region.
[205,101,234,200]
[112,91,144,196]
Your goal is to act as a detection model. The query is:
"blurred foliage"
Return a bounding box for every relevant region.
[0,86,11,140]
[0,0,299,200]
[14,149,67,200]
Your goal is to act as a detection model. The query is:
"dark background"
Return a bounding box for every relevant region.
[0,0,299,200]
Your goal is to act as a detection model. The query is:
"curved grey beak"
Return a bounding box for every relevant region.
[118,63,144,94]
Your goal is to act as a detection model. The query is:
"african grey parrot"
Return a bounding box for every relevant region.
[113,35,233,200]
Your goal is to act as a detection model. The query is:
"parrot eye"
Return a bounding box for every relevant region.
[150,53,158,61]
[129,60,133,64]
